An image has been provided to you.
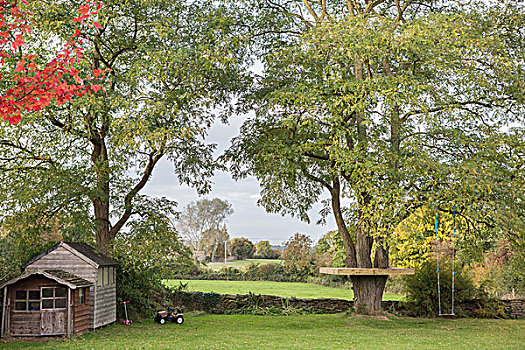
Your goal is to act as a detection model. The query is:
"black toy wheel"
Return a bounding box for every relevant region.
[159,318,166,325]
[175,316,184,324]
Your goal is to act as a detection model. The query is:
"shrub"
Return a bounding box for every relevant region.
[116,263,168,320]
[314,231,346,268]
[169,286,222,312]
[230,237,255,259]
[170,262,310,282]
[282,233,316,278]
[403,259,488,317]
[307,275,352,289]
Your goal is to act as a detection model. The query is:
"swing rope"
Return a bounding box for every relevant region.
[451,205,456,315]
[435,212,441,315]
[435,206,456,316]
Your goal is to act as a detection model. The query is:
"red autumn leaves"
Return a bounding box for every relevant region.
[0,0,106,124]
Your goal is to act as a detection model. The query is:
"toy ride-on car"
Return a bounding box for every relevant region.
[154,307,184,325]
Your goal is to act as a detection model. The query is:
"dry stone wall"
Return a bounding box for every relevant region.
[170,291,525,319]
[503,299,525,319]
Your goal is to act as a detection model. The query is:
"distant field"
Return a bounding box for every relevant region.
[165,279,405,301]
[206,259,283,271]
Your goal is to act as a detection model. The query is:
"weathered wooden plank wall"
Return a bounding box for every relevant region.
[25,247,98,281]
[10,312,40,336]
[94,283,116,328]
[73,289,90,335]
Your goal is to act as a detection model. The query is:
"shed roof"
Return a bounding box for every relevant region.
[21,241,118,270]
[64,242,118,267]
[0,269,92,290]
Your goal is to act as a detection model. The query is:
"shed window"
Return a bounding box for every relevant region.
[14,290,40,311]
[104,267,109,285]
[79,288,85,305]
[42,288,53,298]
[109,267,114,285]
[41,287,67,310]
[98,268,103,286]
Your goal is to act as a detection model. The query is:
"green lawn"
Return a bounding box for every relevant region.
[165,279,404,301]
[206,259,283,271]
[3,315,524,349]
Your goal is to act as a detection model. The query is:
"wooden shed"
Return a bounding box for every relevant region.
[0,270,91,337]
[21,241,118,329]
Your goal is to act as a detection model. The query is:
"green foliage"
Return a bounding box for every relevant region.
[255,240,271,257]
[226,0,525,287]
[224,292,314,315]
[390,207,464,269]
[115,262,167,319]
[171,262,304,282]
[169,288,222,313]
[282,233,316,278]
[500,253,525,297]
[0,235,58,284]
[0,0,252,249]
[230,237,255,260]
[403,259,491,317]
[112,209,196,319]
[467,240,525,298]
[282,233,317,280]
[243,262,288,281]
[254,240,280,259]
[113,209,194,277]
[314,231,346,267]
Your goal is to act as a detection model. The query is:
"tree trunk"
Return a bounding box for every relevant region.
[351,207,388,312]
[355,208,372,268]
[330,179,357,267]
[94,200,111,253]
[90,132,112,254]
[332,182,390,311]
[351,275,388,312]
[211,241,218,262]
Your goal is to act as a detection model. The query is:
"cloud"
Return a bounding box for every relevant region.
[142,117,337,244]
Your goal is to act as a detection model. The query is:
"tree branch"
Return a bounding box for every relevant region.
[298,162,333,191]
[109,149,165,238]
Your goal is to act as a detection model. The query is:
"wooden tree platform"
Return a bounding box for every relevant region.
[319,267,415,276]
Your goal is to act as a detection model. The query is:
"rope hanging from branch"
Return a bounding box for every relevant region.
[435,205,456,316]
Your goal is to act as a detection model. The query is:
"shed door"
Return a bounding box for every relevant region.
[41,311,66,335]
[40,287,67,335]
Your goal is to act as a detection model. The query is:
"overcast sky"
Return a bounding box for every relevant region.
[142,114,337,245]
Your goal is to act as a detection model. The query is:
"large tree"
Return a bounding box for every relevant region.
[0,0,249,253]
[177,198,233,263]
[226,1,524,310]
[202,226,230,262]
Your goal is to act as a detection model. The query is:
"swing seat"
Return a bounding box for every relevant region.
[438,313,456,317]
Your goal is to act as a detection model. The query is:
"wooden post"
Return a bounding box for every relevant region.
[1,286,6,338]
[67,288,72,338]
[6,297,9,335]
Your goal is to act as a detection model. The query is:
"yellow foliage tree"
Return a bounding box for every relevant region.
[390,207,462,269]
